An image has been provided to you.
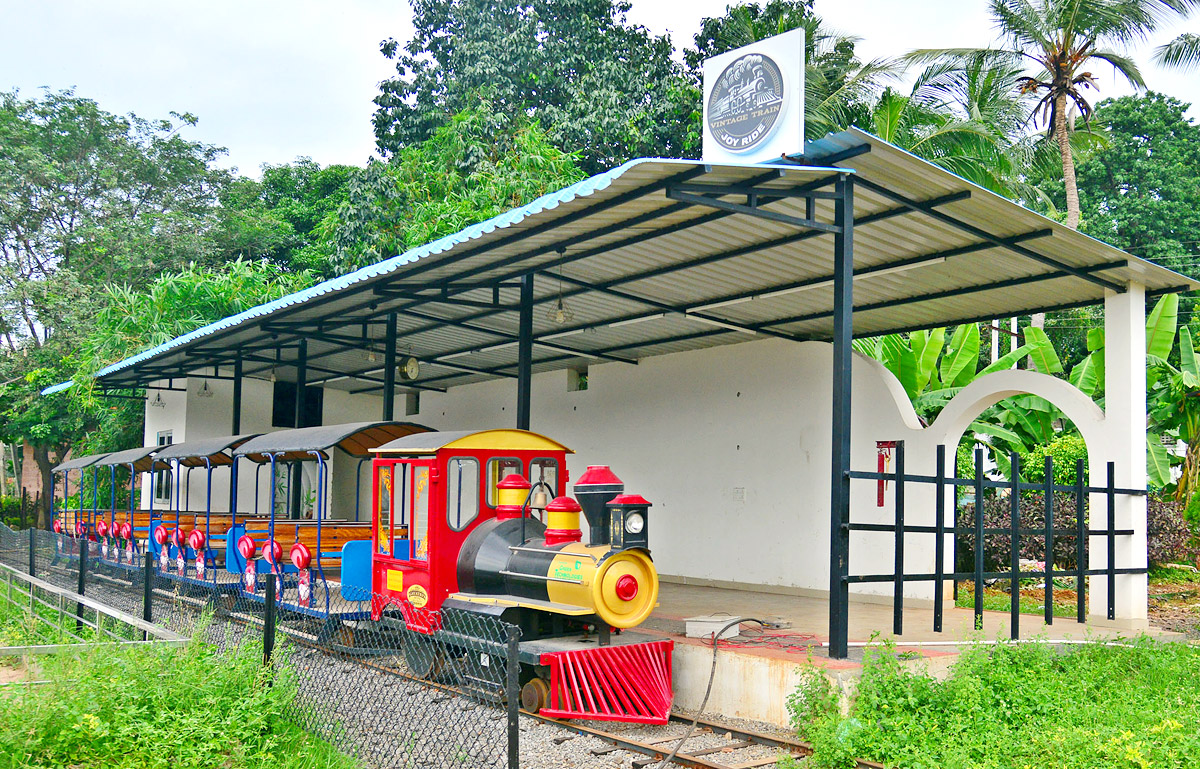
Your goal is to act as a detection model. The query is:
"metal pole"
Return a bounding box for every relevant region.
[383,312,397,420]
[506,624,521,769]
[1044,455,1054,626]
[142,542,153,638]
[516,273,534,430]
[28,527,35,577]
[1009,452,1021,640]
[1075,458,1086,623]
[933,444,945,633]
[1107,461,1116,621]
[974,447,985,627]
[76,528,87,631]
[892,440,905,636]
[291,338,307,520]
[264,568,277,665]
[231,354,243,515]
[827,174,854,660]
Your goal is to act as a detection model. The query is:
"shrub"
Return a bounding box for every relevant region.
[1020,435,1088,487]
[1148,495,1193,565]
[959,491,1194,572]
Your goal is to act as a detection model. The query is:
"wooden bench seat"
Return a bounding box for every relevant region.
[237,521,374,567]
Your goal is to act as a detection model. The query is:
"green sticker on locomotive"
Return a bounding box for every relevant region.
[551,558,585,584]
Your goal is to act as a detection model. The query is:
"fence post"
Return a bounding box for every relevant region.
[76,531,88,631]
[506,624,520,769]
[142,545,153,638]
[1044,455,1054,626]
[973,447,985,628]
[264,570,277,665]
[28,527,35,577]
[892,440,905,636]
[20,488,27,530]
[1106,461,1116,622]
[933,445,946,634]
[1075,458,1086,623]
[1009,452,1021,640]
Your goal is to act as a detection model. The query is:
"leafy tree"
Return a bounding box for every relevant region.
[0,89,228,349]
[213,159,353,274]
[324,107,584,274]
[372,0,695,174]
[909,0,1200,230]
[1056,93,1200,275]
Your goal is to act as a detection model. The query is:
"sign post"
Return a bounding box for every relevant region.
[702,28,805,165]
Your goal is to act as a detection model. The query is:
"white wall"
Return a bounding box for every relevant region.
[137,339,948,599]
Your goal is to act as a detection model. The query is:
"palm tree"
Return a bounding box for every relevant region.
[1154,32,1200,67]
[909,0,1200,230]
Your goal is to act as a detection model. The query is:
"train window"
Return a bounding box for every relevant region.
[376,466,392,556]
[486,457,523,507]
[446,458,480,531]
[412,465,430,560]
[530,458,560,496]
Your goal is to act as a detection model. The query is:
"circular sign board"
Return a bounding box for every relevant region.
[706,53,786,153]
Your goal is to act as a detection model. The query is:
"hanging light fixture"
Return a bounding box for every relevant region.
[197,380,214,398]
[546,249,575,325]
[149,392,166,409]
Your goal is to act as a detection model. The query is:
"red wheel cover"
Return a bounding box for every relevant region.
[170,528,185,549]
[96,520,109,538]
[75,522,85,537]
[189,530,206,551]
[236,535,256,560]
[263,539,283,565]
[120,522,132,539]
[290,542,311,570]
[153,526,169,546]
[53,520,63,534]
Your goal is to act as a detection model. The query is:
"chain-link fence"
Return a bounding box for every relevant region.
[0,523,521,769]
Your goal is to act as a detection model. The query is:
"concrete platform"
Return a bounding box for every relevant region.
[639,582,1175,728]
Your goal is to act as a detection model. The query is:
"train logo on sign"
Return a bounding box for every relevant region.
[406,584,428,608]
[706,53,785,152]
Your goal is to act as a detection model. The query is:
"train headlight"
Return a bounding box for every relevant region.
[624,512,644,534]
[607,494,651,550]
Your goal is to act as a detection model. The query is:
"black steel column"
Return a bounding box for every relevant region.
[230,354,242,514]
[828,174,854,660]
[516,273,534,430]
[383,312,398,420]
[290,339,307,520]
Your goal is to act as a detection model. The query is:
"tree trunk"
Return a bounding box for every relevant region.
[33,445,54,530]
[1055,92,1080,230]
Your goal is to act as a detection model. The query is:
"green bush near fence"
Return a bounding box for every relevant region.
[788,638,1200,769]
[0,604,356,769]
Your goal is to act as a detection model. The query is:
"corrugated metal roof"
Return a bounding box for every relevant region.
[154,434,261,466]
[53,453,109,473]
[234,421,432,461]
[49,129,1198,398]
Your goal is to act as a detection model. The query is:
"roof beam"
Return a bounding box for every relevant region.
[666,187,842,233]
[760,260,1127,330]
[853,177,1126,293]
[784,143,873,167]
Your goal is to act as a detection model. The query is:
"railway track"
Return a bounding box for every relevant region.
[76,567,884,769]
[528,710,885,769]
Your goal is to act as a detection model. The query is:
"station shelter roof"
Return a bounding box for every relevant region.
[234,421,431,462]
[372,428,573,455]
[44,128,1199,399]
[154,434,262,467]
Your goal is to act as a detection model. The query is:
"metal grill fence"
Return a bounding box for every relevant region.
[0,523,521,769]
[846,442,1148,639]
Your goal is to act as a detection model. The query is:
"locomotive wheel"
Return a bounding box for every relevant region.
[520,676,550,714]
[403,635,445,680]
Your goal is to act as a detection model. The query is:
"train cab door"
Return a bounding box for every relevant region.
[372,458,436,624]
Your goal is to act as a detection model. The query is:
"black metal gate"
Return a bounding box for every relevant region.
[844,441,1147,641]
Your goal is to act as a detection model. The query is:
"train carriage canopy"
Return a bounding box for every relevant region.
[234,421,432,462]
[95,445,162,472]
[154,434,262,466]
[371,428,573,455]
[53,453,111,473]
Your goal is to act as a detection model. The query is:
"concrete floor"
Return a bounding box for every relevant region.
[639,581,1176,726]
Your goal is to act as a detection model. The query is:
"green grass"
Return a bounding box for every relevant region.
[788,639,1200,769]
[0,588,357,769]
[954,582,1081,619]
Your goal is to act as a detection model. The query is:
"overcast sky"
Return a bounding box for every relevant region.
[3,0,1198,176]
